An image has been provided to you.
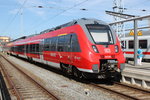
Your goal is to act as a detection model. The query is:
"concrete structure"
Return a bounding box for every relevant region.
[110,14,150,66]
[0,36,10,52]
[122,61,150,89]
[0,36,10,42]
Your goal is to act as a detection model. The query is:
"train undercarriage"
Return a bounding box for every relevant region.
[60,59,121,81]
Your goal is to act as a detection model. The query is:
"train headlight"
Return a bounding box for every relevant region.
[92,45,99,53]
[115,45,119,53]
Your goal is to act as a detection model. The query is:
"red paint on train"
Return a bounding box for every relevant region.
[7,18,125,79]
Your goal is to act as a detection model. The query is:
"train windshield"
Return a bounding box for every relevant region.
[86,24,114,45]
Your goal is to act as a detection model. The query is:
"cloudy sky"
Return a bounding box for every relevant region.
[0,0,150,39]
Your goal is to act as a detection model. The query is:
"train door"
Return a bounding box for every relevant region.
[58,34,80,64]
[26,44,30,57]
[24,45,27,58]
[70,34,81,64]
[67,34,73,64]
[57,34,72,64]
[66,33,81,64]
[39,40,44,62]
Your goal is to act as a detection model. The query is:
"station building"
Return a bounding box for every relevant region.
[0,36,11,52]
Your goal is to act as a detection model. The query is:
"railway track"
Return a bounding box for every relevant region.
[0,54,60,100]
[91,82,150,100]
[1,54,150,100]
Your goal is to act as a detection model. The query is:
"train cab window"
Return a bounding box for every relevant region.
[121,41,126,49]
[58,36,65,52]
[71,34,81,52]
[139,40,147,49]
[86,24,114,45]
[129,40,134,49]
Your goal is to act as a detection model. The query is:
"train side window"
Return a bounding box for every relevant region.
[10,47,13,51]
[35,44,39,53]
[51,37,57,51]
[15,46,18,52]
[30,45,33,53]
[26,45,29,53]
[121,41,126,49]
[48,38,52,51]
[139,40,147,49]
[64,35,71,52]
[39,40,44,52]
[129,40,134,49]
[16,46,18,52]
[32,44,36,53]
[28,45,30,53]
[22,45,24,52]
[44,38,51,51]
[58,36,65,52]
[18,45,24,52]
[71,34,81,52]
[18,46,20,52]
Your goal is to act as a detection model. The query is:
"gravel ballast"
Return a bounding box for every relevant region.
[7,56,117,100]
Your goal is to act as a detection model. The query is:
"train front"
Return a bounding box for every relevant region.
[78,19,125,79]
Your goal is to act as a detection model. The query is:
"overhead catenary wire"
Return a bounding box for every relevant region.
[24,0,89,34]
[2,0,28,34]
[123,0,150,14]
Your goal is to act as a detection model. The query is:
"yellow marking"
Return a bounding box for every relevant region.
[58,33,67,36]
[138,30,143,36]
[129,30,134,36]
[129,30,143,36]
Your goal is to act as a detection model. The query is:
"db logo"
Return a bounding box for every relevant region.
[104,48,111,53]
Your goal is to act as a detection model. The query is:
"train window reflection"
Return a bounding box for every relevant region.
[139,40,147,49]
[129,40,134,49]
[86,24,114,45]
[121,41,126,49]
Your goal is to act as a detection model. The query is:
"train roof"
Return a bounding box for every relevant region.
[12,18,107,41]
[11,18,109,45]
[39,18,107,34]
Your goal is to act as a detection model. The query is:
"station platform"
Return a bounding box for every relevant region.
[121,61,150,89]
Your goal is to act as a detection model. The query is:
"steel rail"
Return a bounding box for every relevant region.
[90,83,140,100]
[0,56,22,100]
[115,82,150,93]
[0,54,60,100]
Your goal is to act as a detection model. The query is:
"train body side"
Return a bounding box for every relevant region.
[120,33,150,61]
[7,18,125,79]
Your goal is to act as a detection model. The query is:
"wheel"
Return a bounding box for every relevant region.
[72,67,82,79]
[60,63,67,73]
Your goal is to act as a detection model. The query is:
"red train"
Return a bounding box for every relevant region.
[7,18,125,79]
